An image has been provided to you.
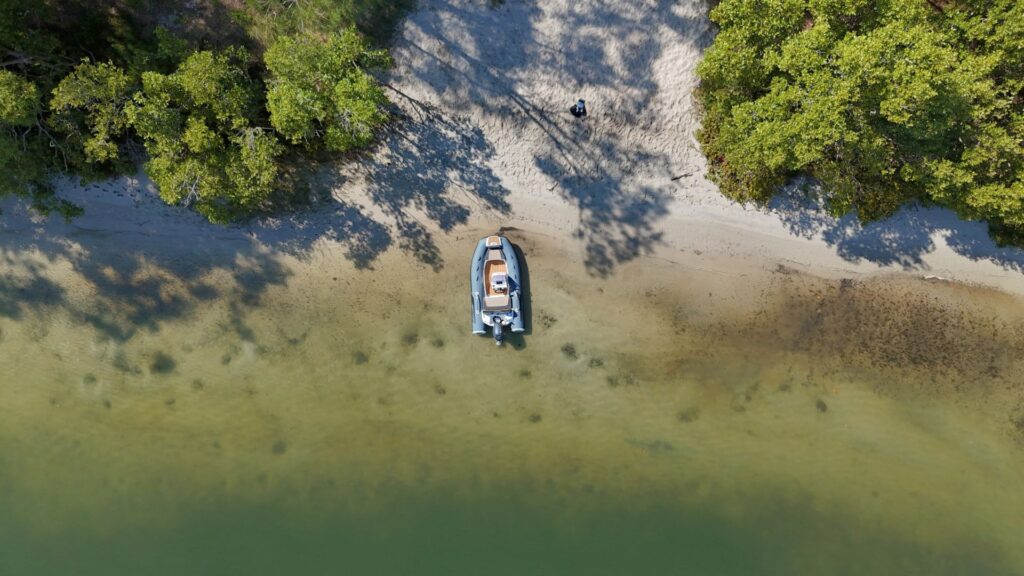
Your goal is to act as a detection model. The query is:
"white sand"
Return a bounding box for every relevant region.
[4,0,1024,294]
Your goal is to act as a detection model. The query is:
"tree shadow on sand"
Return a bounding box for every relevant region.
[0,98,513,341]
[768,182,1024,273]
[0,188,289,344]
[536,152,671,277]
[250,91,511,272]
[393,0,712,275]
[0,0,716,345]
[356,94,512,270]
[248,198,393,270]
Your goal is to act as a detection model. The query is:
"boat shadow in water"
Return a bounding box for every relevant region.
[503,242,532,350]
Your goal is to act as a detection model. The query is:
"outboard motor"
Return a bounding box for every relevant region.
[493,320,504,346]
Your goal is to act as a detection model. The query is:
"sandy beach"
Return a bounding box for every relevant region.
[3,0,1024,296]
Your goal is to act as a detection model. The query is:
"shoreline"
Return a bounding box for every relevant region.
[4,163,1023,301]
[3,0,1024,298]
[4,199,1024,570]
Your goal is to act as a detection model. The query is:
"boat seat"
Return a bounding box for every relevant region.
[491,273,507,293]
[483,295,511,311]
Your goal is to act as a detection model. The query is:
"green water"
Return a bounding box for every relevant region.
[2,230,1023,575]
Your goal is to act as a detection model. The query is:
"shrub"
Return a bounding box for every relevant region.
[697,0,1024,233]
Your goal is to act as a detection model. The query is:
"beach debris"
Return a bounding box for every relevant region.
[528,413,542,423]
[272,440,288,455]
[570,98,587,118]
[816,399,829,413]
[560,343,578,359]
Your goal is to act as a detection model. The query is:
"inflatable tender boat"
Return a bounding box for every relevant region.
[470,235,524,345]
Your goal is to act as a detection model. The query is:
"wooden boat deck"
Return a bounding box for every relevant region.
[484,260,508,297]
[483,253,511,310]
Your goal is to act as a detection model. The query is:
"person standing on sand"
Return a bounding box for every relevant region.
[570,98,587,117]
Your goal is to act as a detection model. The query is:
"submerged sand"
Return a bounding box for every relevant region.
[2,230,1024,572]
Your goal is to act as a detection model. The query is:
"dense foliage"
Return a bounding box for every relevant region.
[238,0,409,47]
[0,0,400,221]
[126,48,284,221]
[265,30,391,152]
[698,0,1024,237]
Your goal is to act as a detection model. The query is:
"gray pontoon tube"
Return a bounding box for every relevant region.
[470,238,487,335]
[497,236,525,334]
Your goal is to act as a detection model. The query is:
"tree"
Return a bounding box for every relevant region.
[126,48,283,222]
[264,28,390,152]
[0,69,82,217]
[238,0,412,47]
[50,60,134,167]
[0,1,398,222]
[0,70,46,198]
[698,0,1024,236]
[0,69,39,127]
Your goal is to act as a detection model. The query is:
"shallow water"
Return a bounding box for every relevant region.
[2,229,1023,575]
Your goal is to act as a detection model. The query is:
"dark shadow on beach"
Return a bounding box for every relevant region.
[0,186,291,344]
[396,0,713,275]
[358,97,512,270]
[768,182,1024,273]
[0,84,515,339]
[267,89,512,272]
[248,195,393,271]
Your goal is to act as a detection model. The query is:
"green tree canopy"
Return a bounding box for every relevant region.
[698,0,1024,237]
[0,70,40,127]
[126,48,283,222]
[0,0,398,222]
[0,70,46,200]
[264,29,390,152]
[50,61,135,166]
